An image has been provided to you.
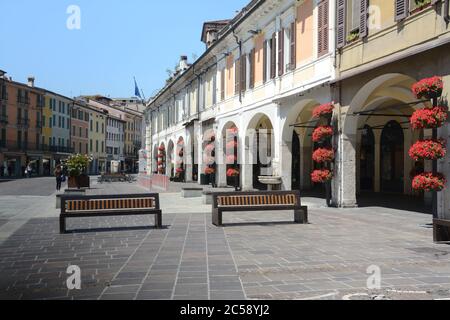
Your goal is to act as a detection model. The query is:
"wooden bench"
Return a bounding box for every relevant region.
[433,219,450,242]
[212,190,308,227]
[60,193,162,233]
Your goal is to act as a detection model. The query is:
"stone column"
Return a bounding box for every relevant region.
[438,122,450,219]
[216,135,227,188]
[241,134,254,191]
[334,131,358,208]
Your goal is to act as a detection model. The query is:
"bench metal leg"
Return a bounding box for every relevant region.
[434,219,450,242]
[155,211,162,229]
[60,215,66,234]
[212,209,222,227]
[294,206,308,224]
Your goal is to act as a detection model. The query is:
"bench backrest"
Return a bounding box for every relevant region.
[213,191,301,208]
[61,194,160,213]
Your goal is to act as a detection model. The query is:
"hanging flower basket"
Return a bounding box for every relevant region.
[412,76,443,100]
[227,168,239,177]
[205,167,215,175]
[412,172,447,192]
[312,126,333,143]
[158,146,165,152]
[410,106,448,129]
[226,140,238,150]
[158,154,164,159]
[409,139,447,161]
[226,154,237,163]
[311,169,333,184]
[204,156,215,165]
[157,160,164,166]
[312,148,335,163]
[312,103,335,119]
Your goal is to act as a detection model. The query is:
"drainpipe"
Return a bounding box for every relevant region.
[233,29,242,103]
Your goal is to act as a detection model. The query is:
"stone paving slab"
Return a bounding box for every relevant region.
[1,178,450,300]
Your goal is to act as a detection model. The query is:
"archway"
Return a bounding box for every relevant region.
[152,144,158,174]
[221,121,240,188]
[245,113,274,190]
[167,140,175,178]
[291,130,301,190]
[342,73,429,211]
[380,121,404,193]
[176,137,185,182]
[158,143,166,175]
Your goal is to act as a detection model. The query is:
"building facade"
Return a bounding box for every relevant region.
[106,115,125,173]
[71,100,90,156]
[87,104,107,174]
[144,0,450,220]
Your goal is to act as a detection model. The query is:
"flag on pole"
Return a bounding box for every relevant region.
[134,77,142,98]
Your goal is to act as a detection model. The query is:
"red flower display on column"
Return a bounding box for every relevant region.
[412,76,443,100]
[205,167,215,175]
[312,148,335,163]
[311,169,333,183]
[227,168,239,177]
[412,173,447,192]
[312,103,335,119]
[410,106,448,129]
[312,126,333,143]
[409,139,447,161]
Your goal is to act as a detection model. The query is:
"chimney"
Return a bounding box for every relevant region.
[179,56,189,72]
[27,76,35,87]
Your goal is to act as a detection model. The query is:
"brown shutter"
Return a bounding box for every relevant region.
[263,41,267,83]
[234,57,240,95]
[270,34,276,79]
[220,69,225,101]
[278,29,284,76]
[336,0,346,49]
[360,0,368,38]
[241,54,247,93]
[290,22,296,70]
[318,0,329,56]
[395,0,409,21]
[249,49,255,89]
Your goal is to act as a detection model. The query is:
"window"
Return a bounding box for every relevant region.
[101,141,104,153]
[234,57,240,95]
[278,29,284,76]
[96,122,99,133]
[90,120,93,131]
[90,139,93,152]
[96,140,99,153]
[79,127,82,137]
[347,0,361,33]
[249,49,255,89]
[49,117,53,128]
[318,0,330,56]
[53,115,56,127]
[270,34,276,79]
[85,128,88,138]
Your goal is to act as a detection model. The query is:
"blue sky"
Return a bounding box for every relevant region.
[0,0,247,99]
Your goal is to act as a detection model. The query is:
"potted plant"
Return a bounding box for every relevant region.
[412,172,447,192]
[312,126,334,143]
[412,76,443,100]
[312,148,335,163]
[63,154,93,189]
[227,168,240,191]
[410,0,432,14]
[313,103,335,119]
[409,139,447,161]
[410,106,448,129]
[311,169,333,184]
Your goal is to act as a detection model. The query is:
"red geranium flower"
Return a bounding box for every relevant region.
[409,139,447,161]
[312,148,335,163]
[412,172,447,192]
[312,126,333,142]
[226,140,238,150]
[158,146,165,152]
[311,169,333,183]
[227,168,239,177]
[412,76,443,99]
[410,106,448,129]
[176,167,184,173]
[312,103,335,119]
[157,161,164,166]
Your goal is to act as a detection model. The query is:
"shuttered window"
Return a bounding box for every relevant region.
[263,41,268,83]
[318,0,329,56]
[235,57,240,95]
[241,54,247,93]
[337,0,346,48]
[270,34,276,79]
[395,0,409,21]
[220,69,225,101]
[249,49,255,89]
[360,0,368,38]
[290,22,296,70]
[278,29,284,76]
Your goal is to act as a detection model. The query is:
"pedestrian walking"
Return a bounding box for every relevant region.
[54,165,63,191]
[26,164,32,178]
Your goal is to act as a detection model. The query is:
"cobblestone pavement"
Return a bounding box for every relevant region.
[0,178,449,300]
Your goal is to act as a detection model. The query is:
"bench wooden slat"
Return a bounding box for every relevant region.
[60,194,162,233]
